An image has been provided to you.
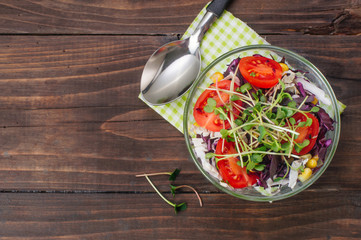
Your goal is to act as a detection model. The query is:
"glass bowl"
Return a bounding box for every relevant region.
[183,45,340,202]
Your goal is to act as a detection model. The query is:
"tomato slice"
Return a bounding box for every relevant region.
[215,139,259,188]
[291,112,320,155]
[239,56,283,88]
[193,80,242,132]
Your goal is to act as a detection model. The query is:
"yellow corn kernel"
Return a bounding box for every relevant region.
[210,72,224,83]
[311,97,318,105]
[306,158,317,169]
[280,62,289,72]
[298,168,312,182]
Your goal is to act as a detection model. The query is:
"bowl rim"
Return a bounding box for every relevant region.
[183,44,341,202]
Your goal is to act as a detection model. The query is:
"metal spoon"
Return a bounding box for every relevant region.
[140,0,232,105]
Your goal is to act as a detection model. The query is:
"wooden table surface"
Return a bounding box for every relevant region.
[0,0,360,239]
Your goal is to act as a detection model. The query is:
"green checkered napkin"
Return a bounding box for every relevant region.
[139,5,345,133]
[140,5,267,132]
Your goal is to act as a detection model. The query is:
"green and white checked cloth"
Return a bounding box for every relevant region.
[139,4,345,133]
[140,5,267,133]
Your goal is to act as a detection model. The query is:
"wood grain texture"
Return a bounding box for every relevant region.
[0,192,360,239]
[0,0,359,238]
[0,35,359,193]
[0,0,358,35]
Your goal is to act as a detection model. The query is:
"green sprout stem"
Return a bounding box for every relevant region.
[282,155,302,171]
[262,123,299,135]
[136,172,170,177]
[228,63,242,129]
[297,95,309,110]
[228,120,299,137]
[233,133,244,167]
[274,156,291,181]
[144,175,173,206]
[247,89,257,106]
[214,151,300,160]
[171,185,203,207]
[201,70,315,173]
[203,87,254,106]
[136,168,180,181]
[216,107,232,124]
[143,175,186,214]
[214,82,228,107]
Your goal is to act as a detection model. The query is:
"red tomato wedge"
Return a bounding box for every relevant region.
[193,80,242,132]
[215,139,259,188]
[291,112,320,155]
[239,56,283,88]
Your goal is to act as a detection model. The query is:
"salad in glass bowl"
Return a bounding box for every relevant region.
[183,45,341,202]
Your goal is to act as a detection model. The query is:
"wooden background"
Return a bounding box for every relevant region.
[0,0,360,239]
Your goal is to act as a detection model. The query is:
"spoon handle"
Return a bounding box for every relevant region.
[206,0,233,17]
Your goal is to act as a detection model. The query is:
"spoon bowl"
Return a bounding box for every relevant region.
[140,38,201,105]
[140,0,232,105]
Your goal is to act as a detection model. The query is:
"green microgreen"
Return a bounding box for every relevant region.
[252,92,259,102]
[271,141,281,152]
[230,95,240,101]
[311,106,320,112]
[283,107,295,117]
[251,154,263,163]
[240,83,252,93]
[137,169,203,214]
[294,139,310,153]
[247,161,256,171]
[287,101,297,108]
[273,177,283,182]
[235,118,243,126]
[258,126,266,142]
[250,72,256,77]
[204,98,217,113]
[174,202,187,213]
[254,164,266,171]
[143,175,187,214]
[260,95,267,102]
[276,107,286,119]
[220,129,229,138]
[201,71,321,172]
[169,169,181,181]
[297,121,306,128]
[281,142,292,155]
[305,117,313,127]
[205,152,216,159]
[289,117,296,125]
[216,110,228,120]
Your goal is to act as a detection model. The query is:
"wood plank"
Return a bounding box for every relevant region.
[0,192,360,239]
[0,35,358,110]
[0,0,358,237]
[0,35,358,192]
[0,114,359,192]
[0,0,358,35]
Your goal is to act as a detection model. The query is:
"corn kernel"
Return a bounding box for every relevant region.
[210,72,224,83]
[311,97,318,105]
[306,158,317,169]
[280,63,289,72]
[298,168,312,182]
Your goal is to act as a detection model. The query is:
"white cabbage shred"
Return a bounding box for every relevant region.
[191,65,335,197]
